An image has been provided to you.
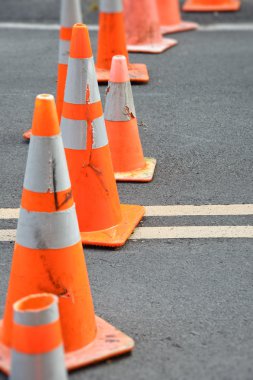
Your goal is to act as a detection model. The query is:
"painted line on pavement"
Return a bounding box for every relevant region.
[0,226,252,242]
[1,204,253,219]
[0,22,253,32]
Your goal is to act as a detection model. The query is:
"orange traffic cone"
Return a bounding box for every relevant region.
[157,0,198,34]
[96,0,149,83]
[0,94,134,375]
[123,0,178,54]
[61,24,145,246]
[105,55,156,181]
[22,0,82,141]
[183,0,240,12]
[10,294,68,380]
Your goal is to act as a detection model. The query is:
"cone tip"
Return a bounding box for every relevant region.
[14,293,58,313]
[70,23,93,59]
[110,55,129,83]
[32,93,60,137]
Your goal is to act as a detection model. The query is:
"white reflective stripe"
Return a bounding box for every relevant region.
[104,81,136,121]
[61,117,87,150]
[60,0,82,27]
[14,298,59,327]
[64,57,101,104]
[58,39,70,65]
[16,205,80,249]
[10,347,68,380]
[24,135,71,193]
[92,116,108,149]
[100,0,123,13]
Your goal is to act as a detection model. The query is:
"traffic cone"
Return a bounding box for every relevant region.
[96,0,149,83]
[10,294,68,380]
[105,56,156,181]
[22,0,82,141]
[0,94,134,375]
[156,0,198,34]
[123,0,178,54]
[182,0,240,12]
[61,24,145,246]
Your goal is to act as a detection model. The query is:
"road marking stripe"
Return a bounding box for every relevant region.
[131,226,253,240]
[0,226,252,242]
[0,22,253,32]
[1,205,253,219]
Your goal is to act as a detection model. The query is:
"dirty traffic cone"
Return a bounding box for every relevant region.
[61,24,145,246]
[182,0,240,12]
[157,0,198,34]
[96,0,149,82]
[0,94,134,375]
[22,0,82,141]
[123,0,178,54]
[105,56,156,181]
[10,294,68,380]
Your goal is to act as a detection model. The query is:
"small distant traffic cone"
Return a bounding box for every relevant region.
[96,0,149,83]
[157,0,198,34]
[182,0,240,12]
[105,56,156,181]
[0,93,134,375]
[123,0,178,54]
[10,294,68,380]
[61,24,145,246]
[22,0,82,141]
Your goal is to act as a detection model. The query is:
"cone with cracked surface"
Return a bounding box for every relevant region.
[61,24,145,246]
[0,93,135,375]
[22,0,82,141]
[182,0,240,12]
[105,55,156,181]
[123,0,178,53]
[96,0,149,82]
[10,294,68,380]
[156,0,198,34]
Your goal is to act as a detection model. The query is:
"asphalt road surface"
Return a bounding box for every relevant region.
[0,2,252,380]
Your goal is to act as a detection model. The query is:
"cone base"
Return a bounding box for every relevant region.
[127,38,177,54]
[0,316,134,374]
[22,128,32,141]
[115,157,156,183]
[96,64,149,83]
[161,21,199,35]
[81,204,145,247]
[182,0,240,12]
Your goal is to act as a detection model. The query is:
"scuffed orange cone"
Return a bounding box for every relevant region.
[105,56,156,181]
[22,0,82,141]
[96,0,149,83]
[124,0,178,54]
[157,0,198,34]
[10,294,68,380]
[182,0,240,12]
[0,94,134,375]
[61,24,144,246]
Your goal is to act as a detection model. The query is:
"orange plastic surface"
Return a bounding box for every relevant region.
[96,64,149,83]
[182,0,240,11]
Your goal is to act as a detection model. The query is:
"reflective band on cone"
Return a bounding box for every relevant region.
[156,0,198,35]
[96,0,149,83]
[182,0,241,12]
[123,0,178,54]
[0,93,135,375]
[61,23,144,246]
[10,294,68,380]
[105,55,156,182]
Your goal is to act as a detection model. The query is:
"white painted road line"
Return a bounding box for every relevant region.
[145,204,253,217]
[0,22,253,32]
[130,226,253,240]
[1,205,253,219]
[0,226,252,242]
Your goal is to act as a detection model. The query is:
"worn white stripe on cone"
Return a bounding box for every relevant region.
[100,0,123,13]
[104,82,136,121]
[24,135,71,193]
[58,40,70,64]
[60,0,82,27]
[61,118,88,149]
[92,116,108,149]
[16,205,80,249]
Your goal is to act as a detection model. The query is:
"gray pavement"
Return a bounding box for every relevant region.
[0,5,252,380]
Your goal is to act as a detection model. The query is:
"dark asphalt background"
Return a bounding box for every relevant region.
[0,1,253,380]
